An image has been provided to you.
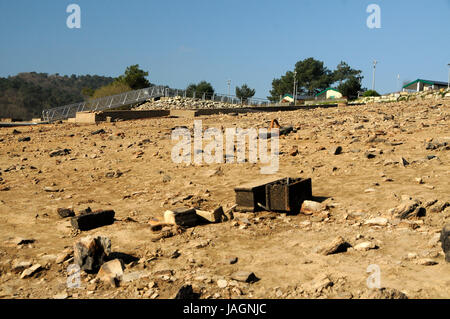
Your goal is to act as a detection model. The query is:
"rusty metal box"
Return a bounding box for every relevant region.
[234,177,312,213]
[265,177,312,213]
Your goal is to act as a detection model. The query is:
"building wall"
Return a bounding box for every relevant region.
[326,90,343,99]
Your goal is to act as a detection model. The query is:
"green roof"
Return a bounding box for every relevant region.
[315,88,341,97]
[402,79,433,89]
[402,79,448,89]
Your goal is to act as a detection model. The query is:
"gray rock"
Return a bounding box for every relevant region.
[440,224,450,262]
[73,236,111,273]
[231,271,259,283]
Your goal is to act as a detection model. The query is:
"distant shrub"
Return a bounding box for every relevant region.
[91,82,132,100]
[363,90,380,97]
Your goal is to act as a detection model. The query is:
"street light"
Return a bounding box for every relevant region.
[447,64,450,89]
[372,60,377,91]
[227,80,231,97]
[293,70,297,106]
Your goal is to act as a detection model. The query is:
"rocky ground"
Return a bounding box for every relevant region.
[0,98,449,299]
[135,96,254,110]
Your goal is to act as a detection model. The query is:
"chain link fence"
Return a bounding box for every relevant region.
[42,86,272,122]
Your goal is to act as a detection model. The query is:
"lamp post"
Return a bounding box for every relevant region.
[293,70,297,106]
[372,60,377,91]
[447,63,450,89]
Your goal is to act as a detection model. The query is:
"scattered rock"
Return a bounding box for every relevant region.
[331,146,343,155]
[440,224,450,262]
[164,208,198,227]
[400,157,409,167]
[91,129,106,135]
[391,200,426,219]
[97,259,124,287]
[12,261,32,274]
[49,149,71,157]
[174,285,198,299]
[57,208,75,218]
[217,279,228,288]
[71,209,115,231]
[429,201,449,213]
[354,241,378,251]
[416,258,438,266]
[231,271,259,283]
[362,288,408,299]
[320,236,351,255]
[20,264,42,279]
[56,249,72,264]
[18,137,31,142]
[73,236,111,273]
[300,200,325,215]
[195,207,223,223]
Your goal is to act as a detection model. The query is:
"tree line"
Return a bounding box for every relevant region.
[268,57,366,101]
[0,59,376,119]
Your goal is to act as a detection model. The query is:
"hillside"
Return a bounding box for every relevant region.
[0,72,114,120]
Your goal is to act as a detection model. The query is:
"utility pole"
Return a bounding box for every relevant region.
[293,70,297,106]
[227,80,231,97]
[372,60,377,91]
[397,74,400,92]
[447,64,450,89]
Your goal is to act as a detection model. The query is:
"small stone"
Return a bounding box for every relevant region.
[331,146,343,155]
[20,264,42,279]
[320,236,351,255]
[391,200,426,219]
[12,261,32,273]
[97,259,124,287]
[354,241,377,251]
[229,257,238,264]
[53,292,69,299]
[364,217,388,226]
[400,157,409,167]
[174,285,197,299]
[18,137,31,142]
[440,224,450,262]
[416,258,438,266]
[57,208,75,218]
[91,129,106,135]
[300,200,325,215]
[231,271,259,283]
[217,279,228,288]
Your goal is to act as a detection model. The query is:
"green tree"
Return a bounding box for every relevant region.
[235,84,255,103]
[295,58,333,96]
[81,87,95,98]
[363,90,380,97]
[337,76,362,99]
[185,81,214,98]
[116,64,150,90]
[333,61,362,85]
[268,57,333,101]
[268,71,295,102]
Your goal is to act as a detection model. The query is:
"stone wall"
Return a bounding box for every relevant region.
[355,88,450,104]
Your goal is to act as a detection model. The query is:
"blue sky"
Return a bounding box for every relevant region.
[0,0,449,98]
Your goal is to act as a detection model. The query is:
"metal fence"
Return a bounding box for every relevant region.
[42,85,272,122]
[42,86,167,122]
